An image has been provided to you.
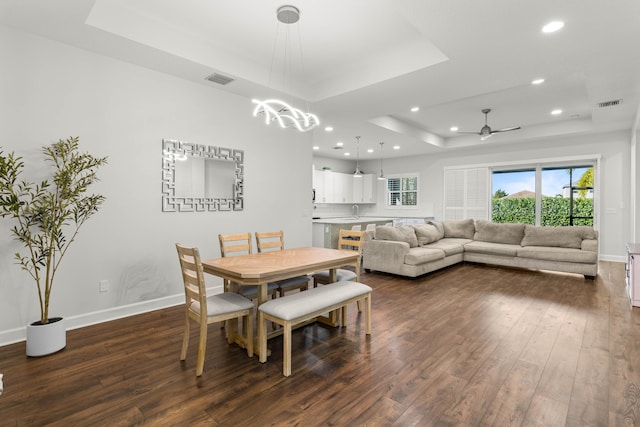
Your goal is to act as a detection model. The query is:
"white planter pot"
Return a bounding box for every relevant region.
[26,317,66,357]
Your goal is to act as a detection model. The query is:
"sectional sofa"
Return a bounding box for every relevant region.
[362,219,599,279]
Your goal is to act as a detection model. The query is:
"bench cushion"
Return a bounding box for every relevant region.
[258,281,372,321]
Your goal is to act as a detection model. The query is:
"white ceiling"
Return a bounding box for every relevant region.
[3,0,640,159]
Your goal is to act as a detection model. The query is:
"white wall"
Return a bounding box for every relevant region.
[0,25,313,344]
[357,131,632,261]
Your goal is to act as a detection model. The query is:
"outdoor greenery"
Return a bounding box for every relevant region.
[492,197,593,226]
[0,137,107,323]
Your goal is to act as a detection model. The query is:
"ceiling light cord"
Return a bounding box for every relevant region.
[354,136,363,177]
[378,142,385,180]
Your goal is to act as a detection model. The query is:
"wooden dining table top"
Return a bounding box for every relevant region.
[201,246,359,285]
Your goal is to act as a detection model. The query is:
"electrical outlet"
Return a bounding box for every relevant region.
[99,280,109,293]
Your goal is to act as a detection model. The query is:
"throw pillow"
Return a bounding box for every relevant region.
[426,220,445,239]
[375,225,419,248]
[474,220,525,245]
[442,219,475,239]
[412,224,442,245]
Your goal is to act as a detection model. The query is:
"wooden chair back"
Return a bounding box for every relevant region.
[338,229,365,281]
[176,243,207,319]
[255,230,285,253]
[337,229,365,254]
[219,232,252,257]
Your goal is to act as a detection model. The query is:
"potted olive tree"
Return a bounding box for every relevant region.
[0,137,107,356]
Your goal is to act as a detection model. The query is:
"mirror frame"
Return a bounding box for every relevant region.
[161,138,244,212]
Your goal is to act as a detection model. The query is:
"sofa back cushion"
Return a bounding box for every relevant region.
[474,220,525,245]
[375,225,419,248]
[521,225,596,249]
[426,220,445,239]
[442,219,475,239]
[412,223,442,245]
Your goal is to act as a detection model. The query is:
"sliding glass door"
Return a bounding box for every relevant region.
[491,163,595,226]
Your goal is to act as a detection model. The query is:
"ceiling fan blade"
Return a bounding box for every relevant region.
[456,131,481,135]
[490,126,521,134]
[480,134,493,141]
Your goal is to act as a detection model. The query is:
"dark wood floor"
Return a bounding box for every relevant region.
[1,261,639,426]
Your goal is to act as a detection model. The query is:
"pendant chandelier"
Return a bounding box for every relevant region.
[378,142,386,181]
[353,136,363,177]
[252,5,319,132]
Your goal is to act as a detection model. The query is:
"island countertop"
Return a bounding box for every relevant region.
[311,216,394,224]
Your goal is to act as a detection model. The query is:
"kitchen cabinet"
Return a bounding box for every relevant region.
[353,174,376,203]
[313,170,375,204]
[334,173,353,203]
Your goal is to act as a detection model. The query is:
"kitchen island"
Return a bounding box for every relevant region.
[312,217,394,249]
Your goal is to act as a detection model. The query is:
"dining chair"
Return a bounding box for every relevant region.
[312,229,365,311]
[255,230,310,296]
[176,243,254,376]
[351,224,362,231]
[218,232,279,299]
[365,223,377,232]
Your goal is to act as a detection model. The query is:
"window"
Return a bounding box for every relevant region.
[491,162,595,226]
[386,174,418,207]
[492,169,536,224]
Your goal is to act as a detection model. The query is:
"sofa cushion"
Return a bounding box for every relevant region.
[442,219,475,239]
[404,247,445,265]
[473,220,525,245]
[518,246,598,264]
[464,241,520,257]
[426,220,445,239]
[424,238,468,256]
[412,223,442,245]
[375,225,418,248]
[521,225,594,249]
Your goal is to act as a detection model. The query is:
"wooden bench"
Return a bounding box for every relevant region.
[257,281,372,377]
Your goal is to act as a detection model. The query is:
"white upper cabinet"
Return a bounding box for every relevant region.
[353,174,376,203]
[313,170,376,204]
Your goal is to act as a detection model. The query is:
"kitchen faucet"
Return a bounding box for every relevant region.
[352,204,359,218]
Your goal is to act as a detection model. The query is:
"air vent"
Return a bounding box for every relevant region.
[332,146,344,150]
[205,73,234,86]
[597,99,623,108]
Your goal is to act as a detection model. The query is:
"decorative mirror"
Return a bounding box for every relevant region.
[161,139,244,212]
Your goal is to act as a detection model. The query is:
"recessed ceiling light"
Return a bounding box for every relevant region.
[551,109,563,115]
[542,21,564,33]
[324,126,333,132]
[393,145,400,150]
[450,126,458,132]
[336,141,343,146]
[531,78,545,85]
[344,152,351,156]
[367,148,374,153]
[411,106,420,112]
[312,146,319,150]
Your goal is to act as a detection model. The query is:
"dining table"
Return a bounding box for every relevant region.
[201,246,360,355]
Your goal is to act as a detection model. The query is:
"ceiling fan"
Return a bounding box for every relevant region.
[457,108,521,140]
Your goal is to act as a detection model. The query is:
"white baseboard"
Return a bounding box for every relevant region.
[0,285,223,348]
[600,254,626,263]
